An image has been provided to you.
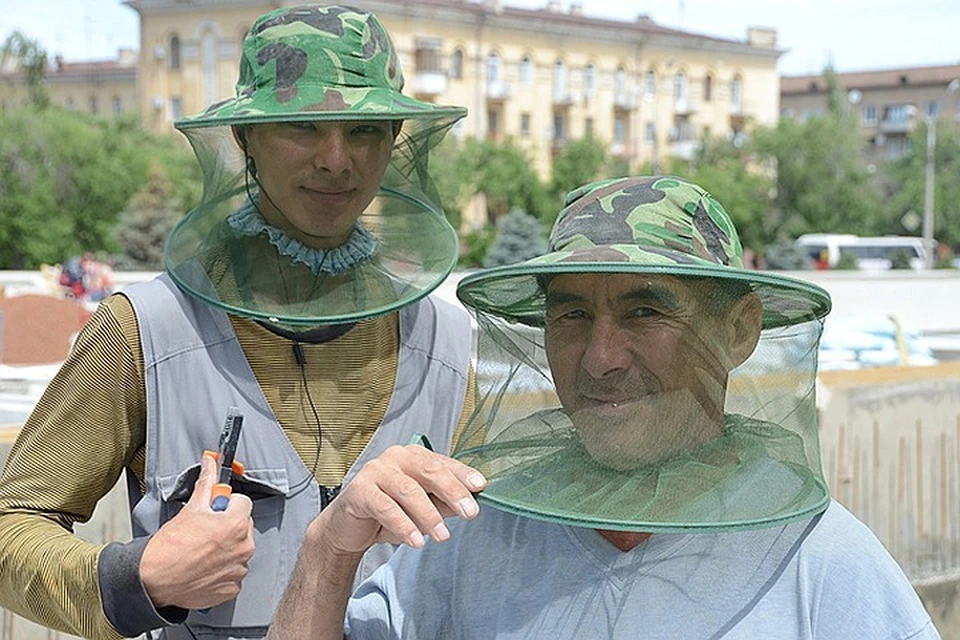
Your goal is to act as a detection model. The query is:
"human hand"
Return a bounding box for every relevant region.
[140,453,255,609]
[310,445,487,557]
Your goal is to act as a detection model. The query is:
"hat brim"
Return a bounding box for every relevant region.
[457,244,831,330]
[176,85,466,130]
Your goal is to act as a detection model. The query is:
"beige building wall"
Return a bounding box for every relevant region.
[128,0,780,174]
[0,51,138,116]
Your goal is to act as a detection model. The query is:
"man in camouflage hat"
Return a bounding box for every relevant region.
[0,6,477,639]
[268,177,937,639]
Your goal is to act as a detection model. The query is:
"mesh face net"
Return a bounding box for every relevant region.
[455,267,831,533]
[165,116,460,328]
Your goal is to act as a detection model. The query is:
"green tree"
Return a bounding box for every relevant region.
[459,138,554,223]
[112,164,182,270]
[881,121,960,250]
[1,31,49,109]
[0,108,200,268]
[427,136,472,231]
[669,137,776,252]
[459,225,496,268]
[752,111,883,239]
[550,137,609,201]
[483,207,548,267]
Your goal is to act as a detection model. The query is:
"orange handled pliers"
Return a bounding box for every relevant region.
[203,406,245,512]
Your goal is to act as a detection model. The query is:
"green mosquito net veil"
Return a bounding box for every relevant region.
[166,5,465,327]
[454,176,833,533]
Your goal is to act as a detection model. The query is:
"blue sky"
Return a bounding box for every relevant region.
[1,0,958,76]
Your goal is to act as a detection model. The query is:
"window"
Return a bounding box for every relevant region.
[415,39,443,74]
[486,52,501,85]
[862,106,877,124]
[520,112,531,136]
[731,75,743,112]
[450,48,464,79]
[644,70,656,98]
[487,110,499,139]
[202,30,217,106]
[169,34,181,70]
[520,56,534,87]
[553,60,567,99]
[584,64,596,96]
[169,96,183,121]
[613,116,626,143]
[615,66,626,96]
[644,121,656,143]
[702,125,711,139]
[703,74,713,102]
[885,105,909,122]
[112,96,123,114]
[89,96,98,114]
[553,111,565,140]
[584,117,594,137]
[674,72,686,101]
[927,100,939,118]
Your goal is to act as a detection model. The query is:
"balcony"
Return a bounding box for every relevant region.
[485,81,511,101]
[673,97,698,115]
[413,71,448,96]
[613,92,636,110]
[552,92,574,107]
[670,139,699,160]
[878,118,915,134]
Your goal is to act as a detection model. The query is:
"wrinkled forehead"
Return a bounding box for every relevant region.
[544,272,711,309]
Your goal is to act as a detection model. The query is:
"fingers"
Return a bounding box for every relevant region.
[224,492,253,519]
[348,446,487,548]
[186,452,219,509]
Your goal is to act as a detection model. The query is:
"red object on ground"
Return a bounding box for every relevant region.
[0,295,94,365]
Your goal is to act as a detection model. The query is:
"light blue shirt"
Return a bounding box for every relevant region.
[346,501,938,639]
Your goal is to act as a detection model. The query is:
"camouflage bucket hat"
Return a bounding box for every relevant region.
[176,4,466,129]
[457,176,831,329]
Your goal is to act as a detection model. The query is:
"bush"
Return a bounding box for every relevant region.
[763,242,814,270]
[459,225,496,268]
[833,251,859,270]
[483,208,548,268]
[889,250,914,270]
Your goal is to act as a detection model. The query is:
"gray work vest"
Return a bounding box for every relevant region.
[123,274,470,639]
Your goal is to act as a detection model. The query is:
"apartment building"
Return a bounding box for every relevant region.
[0,49,138,115]
[781,64,960,160]
[125,0,782,176]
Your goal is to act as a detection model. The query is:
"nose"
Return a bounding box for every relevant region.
[312,128,351,176]
[580,318,631,380]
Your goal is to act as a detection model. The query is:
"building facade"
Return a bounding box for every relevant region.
[126,0,782,177]
[780,65,960,160]
[0,49,138,116]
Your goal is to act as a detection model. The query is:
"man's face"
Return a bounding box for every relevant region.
[245,120,395,249]
[544,273,745,471]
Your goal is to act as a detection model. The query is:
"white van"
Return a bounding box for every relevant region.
[794,234,930,270]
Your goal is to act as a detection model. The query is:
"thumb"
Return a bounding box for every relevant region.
[186,452,218,510]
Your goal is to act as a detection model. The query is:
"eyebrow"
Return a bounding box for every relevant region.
[545,286,681,310]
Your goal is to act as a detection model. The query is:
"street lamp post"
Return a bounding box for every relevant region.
[922,110,936,268]
[920,78,960,268]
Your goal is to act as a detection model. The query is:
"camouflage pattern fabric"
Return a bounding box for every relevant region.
[176,4,466,129]
[457,176,832,329]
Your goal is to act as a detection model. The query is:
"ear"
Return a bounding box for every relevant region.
[231,125,249,151]
[724,292,762,369]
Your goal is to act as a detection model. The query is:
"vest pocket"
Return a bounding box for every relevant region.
[157,465,290,631]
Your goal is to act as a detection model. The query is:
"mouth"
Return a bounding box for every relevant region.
[301,186,356,204]
[577,393,650,416]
